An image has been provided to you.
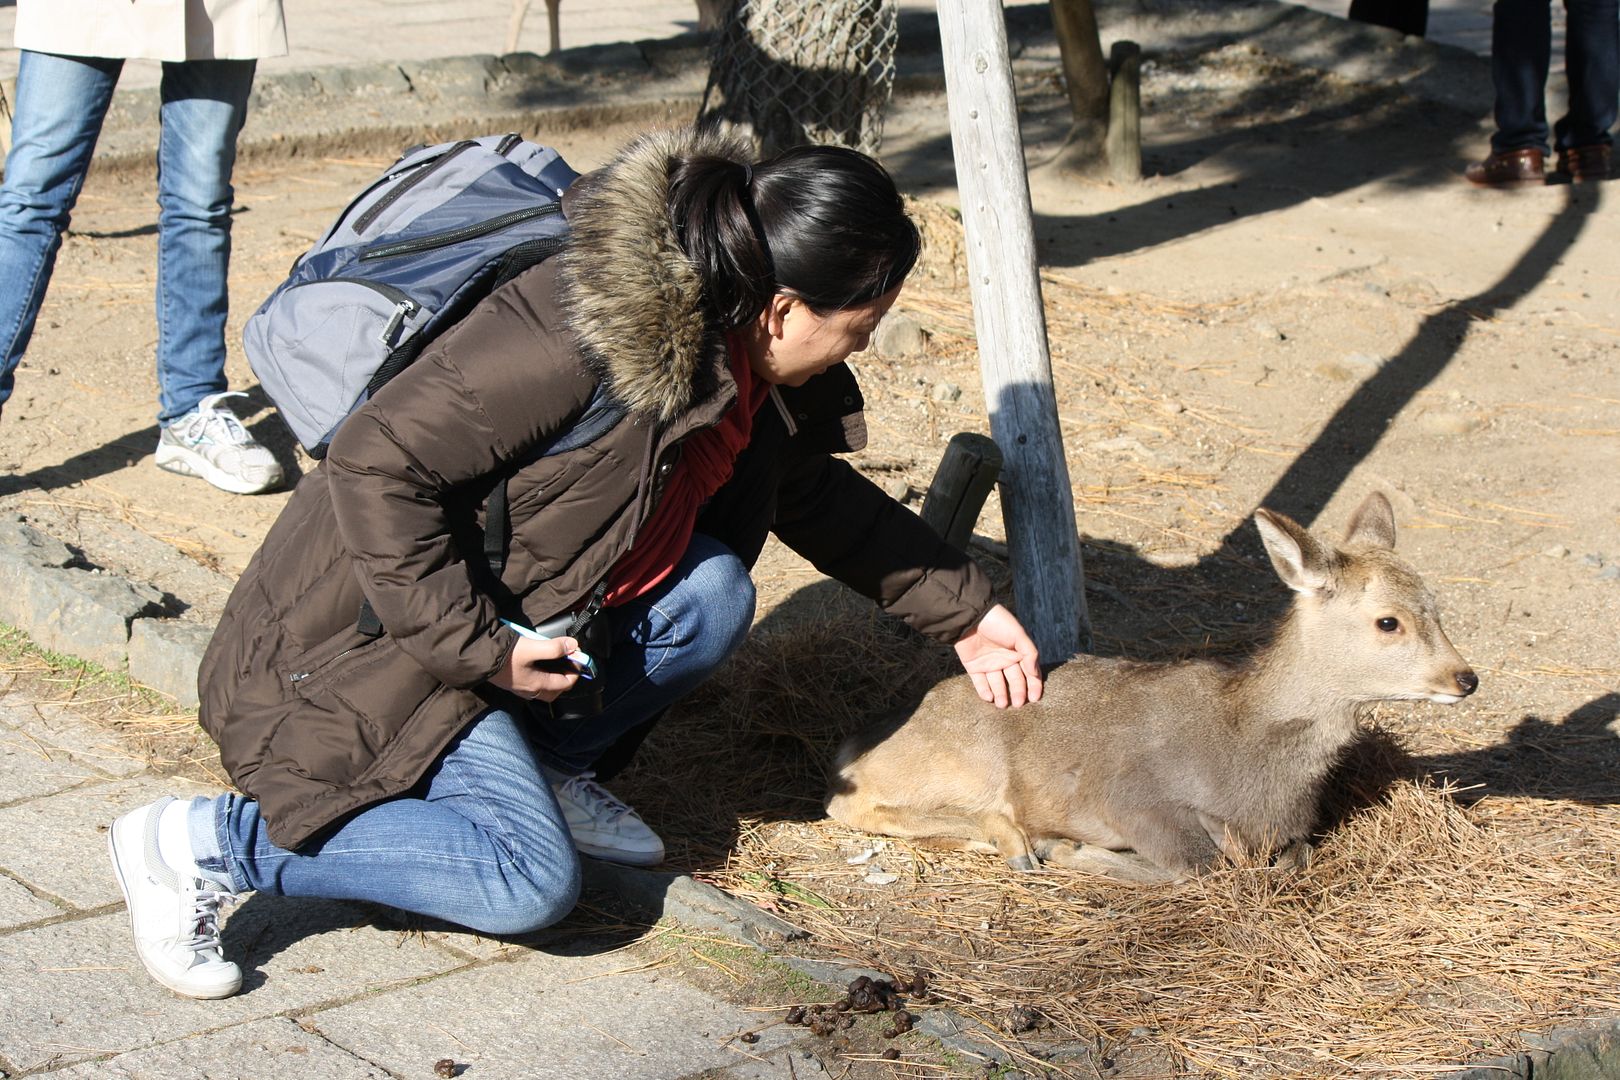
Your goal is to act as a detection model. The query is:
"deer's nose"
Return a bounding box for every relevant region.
[1454,670,1479,696]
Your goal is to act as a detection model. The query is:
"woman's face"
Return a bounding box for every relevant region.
[746,287,901,387]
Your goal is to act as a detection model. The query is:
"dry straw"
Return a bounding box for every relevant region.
[621,608,1620,1077]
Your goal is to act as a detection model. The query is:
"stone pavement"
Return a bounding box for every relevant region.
[0,676,942,1078]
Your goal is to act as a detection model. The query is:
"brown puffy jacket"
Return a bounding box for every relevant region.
[198,129,994,850]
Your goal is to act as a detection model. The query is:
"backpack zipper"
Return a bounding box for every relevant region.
[283,277,419,345]
[358,204,562,261]
[353,139,478,234]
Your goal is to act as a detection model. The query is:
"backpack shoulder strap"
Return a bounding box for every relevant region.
[482,378,627,581]
[355,379,627,639]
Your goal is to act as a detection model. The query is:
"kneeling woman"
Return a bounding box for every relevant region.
[106,127,1043,999]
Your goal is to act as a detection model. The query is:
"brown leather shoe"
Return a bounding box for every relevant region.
[1553,143,1612,183]
[1464,148,1546,188]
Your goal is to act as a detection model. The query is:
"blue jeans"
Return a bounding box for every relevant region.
[190,534,757,935]
[1491,0,1620,152]
[0,51,255,423]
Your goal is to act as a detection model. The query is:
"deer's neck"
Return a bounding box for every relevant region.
[1227,609,1362,754]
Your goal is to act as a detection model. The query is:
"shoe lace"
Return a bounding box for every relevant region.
[179,882,235,954]
[175,391,252,447]
[559,771,632,825]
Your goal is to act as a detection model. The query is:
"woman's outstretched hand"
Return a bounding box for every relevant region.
[953,603,1043,708]
[489,635,582,702]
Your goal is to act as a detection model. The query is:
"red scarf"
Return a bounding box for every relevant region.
[603,336,770,606]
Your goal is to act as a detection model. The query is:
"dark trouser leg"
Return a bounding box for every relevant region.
[1555,0,1620,148]
[1492,0,1554,152]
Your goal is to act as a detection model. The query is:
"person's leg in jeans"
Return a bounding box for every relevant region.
[0,52,121,416]
[1555,0,1620,152]
[150,58,284,493]
[528,532,757,864]
[108,708,581,998]
[1491,0,1554,153]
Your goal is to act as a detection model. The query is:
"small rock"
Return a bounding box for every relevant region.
[1250,318,1284,341]
[1156,398,1186,415]
[1543,545,1570,558]
[1002,1005,1046,1035]
[846,844,886,865]
[1343,351,1384,371]
[931,380,962,404]
[1580,553,1606,567]
[875,313,928,357]
[884,479,913,503]
[863,871,900,886]
[1598,565,1620,581]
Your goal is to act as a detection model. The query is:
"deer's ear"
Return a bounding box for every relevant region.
[1255,509,1332,593]
[1344,492,1397,551]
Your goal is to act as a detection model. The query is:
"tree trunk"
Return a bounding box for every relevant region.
[1047,0,1110,174]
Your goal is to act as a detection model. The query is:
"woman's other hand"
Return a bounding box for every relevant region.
[953,603,1043,708]
[489,635,582,702]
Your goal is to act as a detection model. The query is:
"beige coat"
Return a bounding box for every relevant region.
[15,0,287,62]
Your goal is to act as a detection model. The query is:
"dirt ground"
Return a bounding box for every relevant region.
[2,36,1618,1078]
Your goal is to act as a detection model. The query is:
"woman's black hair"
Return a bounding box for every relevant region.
[668,143,920,331]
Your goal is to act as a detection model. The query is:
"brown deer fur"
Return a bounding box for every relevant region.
[826,493,1478,883]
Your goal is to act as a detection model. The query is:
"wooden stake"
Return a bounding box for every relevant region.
[934,0,1092,658]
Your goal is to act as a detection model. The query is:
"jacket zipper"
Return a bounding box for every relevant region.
[358,204,562,261]
[353,139,478,234]
[288,643,366,684]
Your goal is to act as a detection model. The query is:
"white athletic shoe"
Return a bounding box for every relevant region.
[551,772,666,866]
[156,391,284,495]
[107,796,242,999]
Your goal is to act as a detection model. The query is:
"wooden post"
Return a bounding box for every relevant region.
[1106,41,1142,182]
[922,432,1003,551]
[935,0,1091,658]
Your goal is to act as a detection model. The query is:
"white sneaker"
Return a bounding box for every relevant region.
[107,796,242,999]
[551,772,666,866]
[156,391,284,495]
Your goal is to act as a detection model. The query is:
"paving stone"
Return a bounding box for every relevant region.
[0,704,109,803]
[46,1016,395,1079]
[0,776,214,908]
[127,619,213,710]
[308,945,800,1080]
[0,903,468,1071]
[3,700,150,781]
[0,872,65,930]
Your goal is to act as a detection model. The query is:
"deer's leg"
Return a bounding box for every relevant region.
[1110,798,1224,877]
[1034,839,1179,884]
[1271,838,1314,870]
[846,804,1037,871]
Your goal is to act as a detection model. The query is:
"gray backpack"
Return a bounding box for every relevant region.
[244,134,582,458]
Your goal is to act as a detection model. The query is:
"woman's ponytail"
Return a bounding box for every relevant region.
[667,153,776,330]
[669,140,919,329]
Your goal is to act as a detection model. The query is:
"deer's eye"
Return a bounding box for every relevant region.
[1377,617,1400,633]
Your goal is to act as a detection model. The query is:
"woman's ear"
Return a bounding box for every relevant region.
[761,293,794,339]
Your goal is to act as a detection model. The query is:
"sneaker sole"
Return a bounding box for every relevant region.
[575,842,666,867]
[155,445,281,496]
[107,827,241,1000]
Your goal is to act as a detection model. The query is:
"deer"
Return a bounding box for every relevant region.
[825,493,1478,883]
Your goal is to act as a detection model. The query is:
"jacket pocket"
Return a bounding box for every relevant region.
[288,634,449,768]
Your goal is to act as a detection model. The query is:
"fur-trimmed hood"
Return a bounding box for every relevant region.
[557,127,752,423]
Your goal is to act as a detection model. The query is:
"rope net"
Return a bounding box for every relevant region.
[699,0,899,157]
